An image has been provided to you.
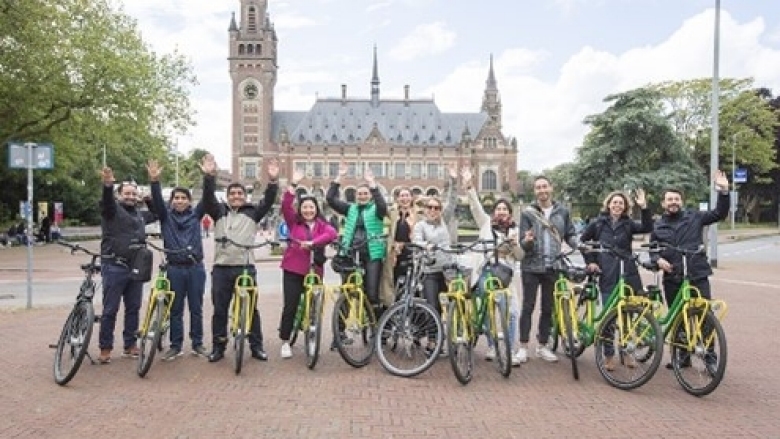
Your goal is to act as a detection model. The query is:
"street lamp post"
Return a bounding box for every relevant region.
[731,134,737,230]
[708,0,721,268]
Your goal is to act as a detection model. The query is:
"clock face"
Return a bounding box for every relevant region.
[244,83,258,100]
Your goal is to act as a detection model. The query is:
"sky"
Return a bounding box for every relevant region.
[117,0,780,173]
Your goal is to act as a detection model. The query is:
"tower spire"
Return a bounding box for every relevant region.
[486,53,497,90]
[371,44,380,107]
[229,12,238,32]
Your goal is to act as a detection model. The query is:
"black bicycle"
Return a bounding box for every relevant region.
[51,240,113,386]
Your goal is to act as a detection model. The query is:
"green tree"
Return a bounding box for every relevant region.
[0,0,196,224]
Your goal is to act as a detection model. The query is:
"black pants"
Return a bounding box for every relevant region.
[519,270,557,344]
[211,265,264,351]
[363,259,384,306]
[279,270,305,341]
[663,277,712,307]
[421,272,446,315]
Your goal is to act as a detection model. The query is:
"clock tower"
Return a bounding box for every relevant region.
[228,0,278,186]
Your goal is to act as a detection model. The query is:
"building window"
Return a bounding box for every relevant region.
[368,162,384,178]
[410,163,422,179]
[482,170,497,191]
[328,162,339,178]
[294,162,306,173]
[427,163,439,179]
[347,162,357,178]
[312,162,324,178]
[243,162,257,179]
[247,7,257,33]
[394,163,406,179]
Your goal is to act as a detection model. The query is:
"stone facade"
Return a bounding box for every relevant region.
[228,0,518,202]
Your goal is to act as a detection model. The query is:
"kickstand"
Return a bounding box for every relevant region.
[85,351,97,365]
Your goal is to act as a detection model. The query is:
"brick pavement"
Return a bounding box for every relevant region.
[0,236,779,438]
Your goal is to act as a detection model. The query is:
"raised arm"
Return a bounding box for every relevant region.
[702,171,730,226]
[100,167,117,219]
[147,160,169,223]
[200,154,222,220]
[326,162,350,215]
[442,163,458,224]
[629,189,652,234]
[364,167,387,219]
[461,166,490,227]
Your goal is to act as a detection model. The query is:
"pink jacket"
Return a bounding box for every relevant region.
[280,191,338,277]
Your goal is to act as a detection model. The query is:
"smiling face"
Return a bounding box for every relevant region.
[356,185,372,205]
[171,190,191,213]
[227,186,246,209]
[533,177,553,204]
[424,198,442,221]
[605,192,629,217]
[299,198,318,221]
[661,190,683,215]
[117,183,138,207]
[493,201,511,221]
[396,189,412,208]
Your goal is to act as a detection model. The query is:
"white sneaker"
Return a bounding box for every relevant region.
[513,347,528,365]
[535,345,558,363]
[280,342,293,359]
[485,346,496,361]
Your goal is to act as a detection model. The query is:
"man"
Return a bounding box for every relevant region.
[98,167,157,364]
[147,159,208,360]
[516,175,578,364]
[651,171,730,368]
[202,155,279,362]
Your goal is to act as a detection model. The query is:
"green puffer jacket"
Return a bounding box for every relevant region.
[341,202,386,260]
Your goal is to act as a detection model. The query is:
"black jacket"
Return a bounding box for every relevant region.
[100,185,157,263]
[580,208,652,295]
[650,192,729,281]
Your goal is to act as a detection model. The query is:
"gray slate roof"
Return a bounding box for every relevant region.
[271,99,487,147]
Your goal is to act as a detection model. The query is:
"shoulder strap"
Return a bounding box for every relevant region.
[525,207,561,243]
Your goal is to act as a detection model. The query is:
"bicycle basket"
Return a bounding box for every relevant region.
[443,264,472,284]
[565,267,587,284]
[330,254,356,274]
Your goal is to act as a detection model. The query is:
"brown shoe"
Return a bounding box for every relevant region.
[122,346,140,358]
[604,356,615,371]
[98,349,112,364]
[624,354,636,369]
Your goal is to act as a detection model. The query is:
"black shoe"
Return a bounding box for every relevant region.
[208,348,225,363]
[330,340,338,351]
[250,348,268,361]
[665,356,691,370]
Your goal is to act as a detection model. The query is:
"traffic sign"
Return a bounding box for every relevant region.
[277,222,289,240]
[734,168,748,184]
[7,142,54,169]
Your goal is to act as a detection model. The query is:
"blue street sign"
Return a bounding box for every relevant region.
[277,222,289,240]
[734,168,748,184]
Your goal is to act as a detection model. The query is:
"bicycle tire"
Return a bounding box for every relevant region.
[594,305,663,390]
[375,299,443,378]
[447,300,473,385]
[488,295,512,378]
[671,310,727,397]
[53,300,94,386]
[331,294,376,368]
[305,289,325,370]
[561,299,579,380]
[138,296,165,378]
[234,298,247,375]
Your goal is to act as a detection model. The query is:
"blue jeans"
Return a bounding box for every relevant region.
[99,264,143,350]
[167,263,207,350]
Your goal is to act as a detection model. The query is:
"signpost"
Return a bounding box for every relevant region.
[7,142,55,309]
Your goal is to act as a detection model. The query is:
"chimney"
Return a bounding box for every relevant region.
[404,85,409,106]
[341,84,347,105]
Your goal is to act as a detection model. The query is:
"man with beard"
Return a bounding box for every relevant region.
[97,167,158,364]
[650,171,730,307]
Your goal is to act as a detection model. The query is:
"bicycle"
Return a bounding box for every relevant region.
[438,239,513,385]
[215,236,279,375]
[568,241,664,390]
[330,234,387,368]
[639,242,728,397]
[286,238,331,370]
[51,241,111,386]
[375,242,444,378]
[135,241,195,378]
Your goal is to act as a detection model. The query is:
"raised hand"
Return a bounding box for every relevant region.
[448,162,458,179]
[713,170,729,192]
[364,166,375,186]
[200,154,217,176]
[146,159,163,182]
[338,162,348,178]
[291,168,305,185]
[267,159,280,180]
[460,166,473,184]
[101,167,115,185]
[634,188,647,209]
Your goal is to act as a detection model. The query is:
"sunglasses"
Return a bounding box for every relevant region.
[426,205,441,211]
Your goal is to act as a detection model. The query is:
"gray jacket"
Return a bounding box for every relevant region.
[518,202,577,273]
[411,176,457,274]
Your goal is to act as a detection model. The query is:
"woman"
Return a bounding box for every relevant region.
[325,163,388,313]
[579,189,651,370]
[411,164,458,314]
[379,186,419,307]
[461,167,523,367]
[279,169,338,359]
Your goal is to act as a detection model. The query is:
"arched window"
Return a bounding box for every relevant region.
[238,44,245,55]
[247,45,254,54]
[255,44,261,55]
[482,170,497,191]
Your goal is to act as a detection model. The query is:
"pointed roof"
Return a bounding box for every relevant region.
[229,12,238,32]
[486,53,497,90]
[371,44,379,85]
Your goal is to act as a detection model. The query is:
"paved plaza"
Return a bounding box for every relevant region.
[0,231,779,438]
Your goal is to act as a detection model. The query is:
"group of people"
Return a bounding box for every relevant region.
[94,151,731,369]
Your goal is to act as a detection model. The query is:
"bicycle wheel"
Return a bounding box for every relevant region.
[561,299,579,380]
[331,293,376,368]
[594,305,663,390]
[138,296,164,378]
[486,294,511,378]
[670,310,727,397]
[447,300,473,385]
[234,297,247,375]
[53,300,95,385]
[375,299,443,378]
[305,288,325,370]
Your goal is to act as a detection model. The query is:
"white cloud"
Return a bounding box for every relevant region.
[366,1,393,13]
[388,22,456,62]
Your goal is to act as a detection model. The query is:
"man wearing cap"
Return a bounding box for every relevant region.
[147,158,209,360]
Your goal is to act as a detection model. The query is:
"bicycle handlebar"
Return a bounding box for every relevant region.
[57,240,113,259]
[215,236,280,249]
[331,234,388,252]
[641,242,705,257]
